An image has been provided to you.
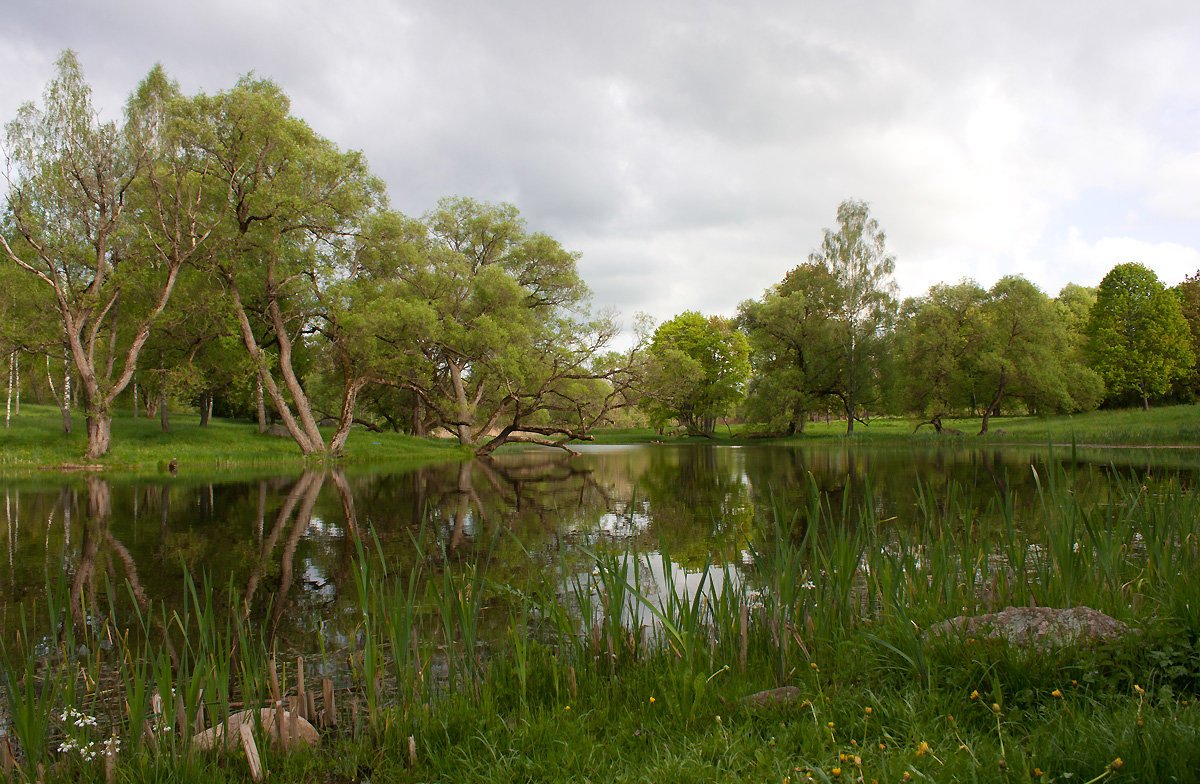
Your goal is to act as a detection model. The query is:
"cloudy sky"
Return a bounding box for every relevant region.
[4,0,1200,337]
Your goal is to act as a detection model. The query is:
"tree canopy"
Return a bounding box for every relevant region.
[1086,262,1194,410]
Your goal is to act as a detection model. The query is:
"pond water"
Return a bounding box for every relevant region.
[0,442,1194,656]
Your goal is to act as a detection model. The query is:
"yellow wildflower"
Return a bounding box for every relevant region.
[1110,758,1123,770]
[1051,689,1062,698]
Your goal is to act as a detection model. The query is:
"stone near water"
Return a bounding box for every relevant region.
[926,606,1135,649]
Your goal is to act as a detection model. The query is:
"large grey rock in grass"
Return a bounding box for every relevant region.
[266,424,291,438]
[927,606,1135,649]
[739,686,804,708]
[193,708,319,751]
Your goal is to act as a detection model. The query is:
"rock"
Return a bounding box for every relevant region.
[192,708,319,751]
[739,686,803,708]
[266,424,291,438]
[926,606,1135,649]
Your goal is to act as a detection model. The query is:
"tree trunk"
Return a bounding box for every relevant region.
[160,393,169,433]
[844,392,855,435]
[84,414,112,459]
[979,378,1006,435]
[449,360,473,445]
[61,355,72,435]
[199,392,211,427]
[132,382,139,419]
[12,351,18,415]
[5,351,12,429]
[328,379,366,455]
[413,393,426,437]
[227,283,323,454]
[256,378,267,433]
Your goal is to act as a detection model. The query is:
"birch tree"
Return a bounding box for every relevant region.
[807,200,897,433]
[0,53,217,457]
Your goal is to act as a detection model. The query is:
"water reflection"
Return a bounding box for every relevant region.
[0,443,1193,655]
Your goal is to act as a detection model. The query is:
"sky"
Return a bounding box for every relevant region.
[4,0,1200,340]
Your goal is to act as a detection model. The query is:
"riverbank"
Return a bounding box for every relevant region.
[0,404,469,476]
[4,403,1199,476]
[584,403,1200,448]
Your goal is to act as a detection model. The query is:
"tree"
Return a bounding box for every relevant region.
[895,280,988,431]
[1,53,217,457]
[1085,262,1194,410]
[189,77,384,456]
[1172,273,1200,400]
[737,263,842,434]
[356,198,640,455]
[807,200,898,433]
[641,311,750,435]
[973,276,1099,434]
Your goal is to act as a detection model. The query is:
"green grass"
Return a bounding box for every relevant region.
[583,403,1200,449]
[6,465,1200,782]
[0,403,468,476]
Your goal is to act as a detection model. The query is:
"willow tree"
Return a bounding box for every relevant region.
[0,53,217,457]
[355,198,638,454]
[188,77,384,456]
[895,280,988,432]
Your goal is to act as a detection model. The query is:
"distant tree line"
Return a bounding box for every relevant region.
[645,203,1197,436]
[4,53,1196,457]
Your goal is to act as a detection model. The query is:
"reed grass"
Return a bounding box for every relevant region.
[3,462,1200,781]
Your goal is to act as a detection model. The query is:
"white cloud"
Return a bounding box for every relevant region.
[3,0,1200,332]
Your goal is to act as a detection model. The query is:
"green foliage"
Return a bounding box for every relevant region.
[1172,272,1200,400]
[641,311,750,434]
[1086,262,1194,409]
[738,264,843,434]
[895,280,988,424]
[806,199,898,433]
[353,198,635,454]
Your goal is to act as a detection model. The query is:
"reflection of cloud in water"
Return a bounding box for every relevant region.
[570,444,648,454]
[572,551,744,633]
[589,510,651,537]
[305,515,343,538]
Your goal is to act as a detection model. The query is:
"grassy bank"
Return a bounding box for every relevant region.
[584,403,1200,448]
[4,467,1198,782]
[0,404,468,476]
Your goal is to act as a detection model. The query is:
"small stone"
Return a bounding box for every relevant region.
[739,686,803,708]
